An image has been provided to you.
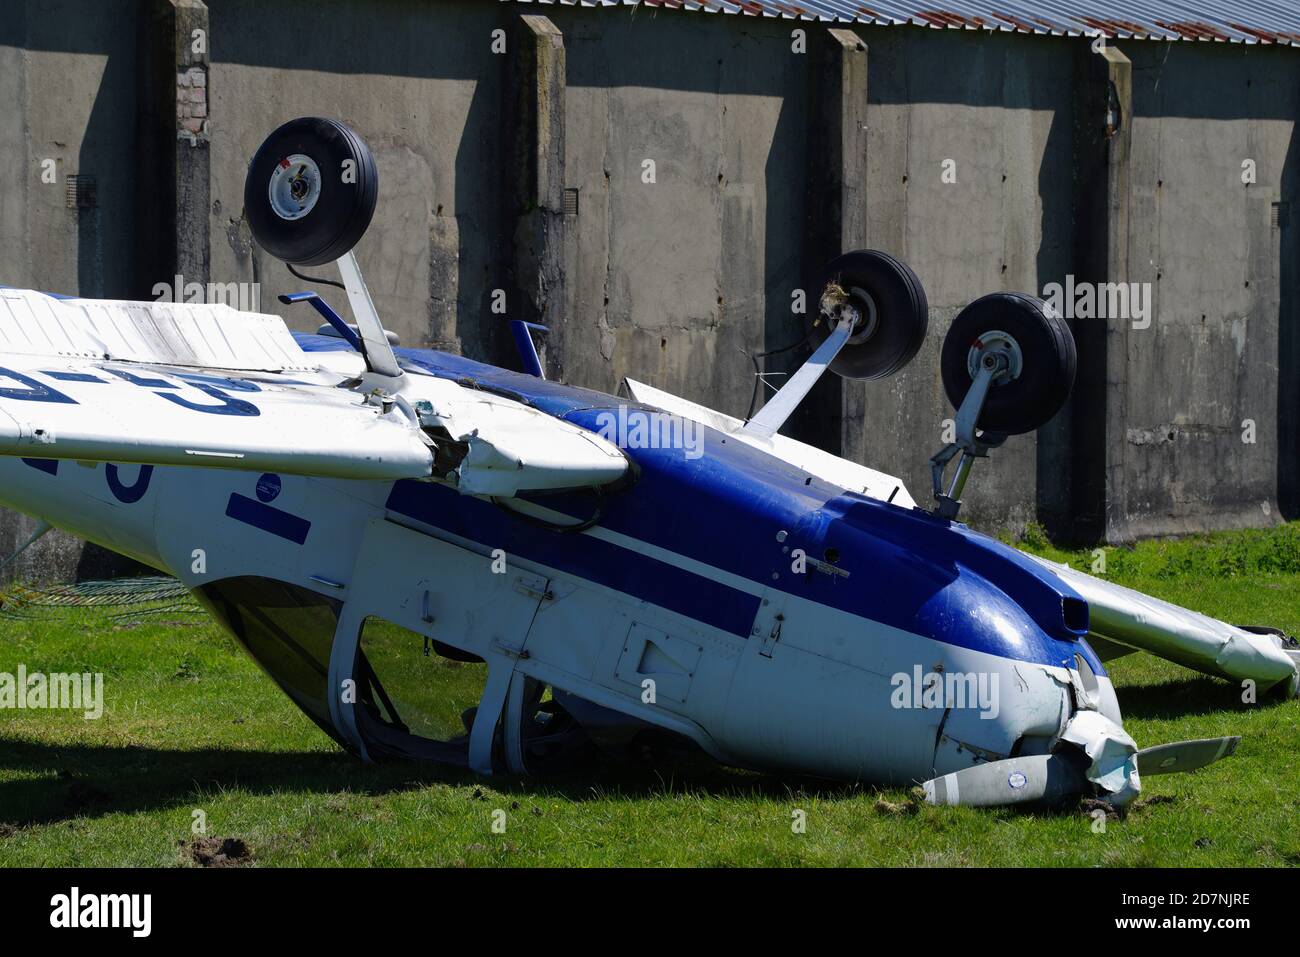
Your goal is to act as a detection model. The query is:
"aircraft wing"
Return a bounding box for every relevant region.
[0,359,435,480]
[0,288,628,492]
[1025,553,1300,694]
[0,287,432,480]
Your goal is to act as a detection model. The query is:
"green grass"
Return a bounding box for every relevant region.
[359,617,488,742]
[1,525,1298,867]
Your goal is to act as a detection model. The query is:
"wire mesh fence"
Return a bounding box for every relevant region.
[0,576,202,625]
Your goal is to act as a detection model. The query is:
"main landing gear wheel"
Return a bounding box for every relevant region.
[244,116,379,266]
[940,292,1076,435]
[812,250,929,380]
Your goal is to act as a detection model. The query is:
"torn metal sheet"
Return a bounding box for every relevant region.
[415,378,629,497]
[1061,709,1140,805]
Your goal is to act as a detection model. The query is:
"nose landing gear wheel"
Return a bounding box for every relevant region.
[940,292,1076,435]
[813,250,929,380]
[244,116,379,267]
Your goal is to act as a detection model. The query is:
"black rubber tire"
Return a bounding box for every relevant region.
[813,250,928,380]
[244,117,379,267]
[940,292,1077,435]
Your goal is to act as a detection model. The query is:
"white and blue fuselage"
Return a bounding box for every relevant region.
[0,331,1119,790]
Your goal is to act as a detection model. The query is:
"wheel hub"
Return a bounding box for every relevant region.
[268,153,322,221]
[845,286,879,344]
[965,329,1023,385]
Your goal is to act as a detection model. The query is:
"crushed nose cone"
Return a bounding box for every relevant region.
[922,754,1088,808]
[923,710,1147,808]
[1134,736,1240,776]
[1060,710,1141,806]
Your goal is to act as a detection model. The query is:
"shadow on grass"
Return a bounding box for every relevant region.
[0,737,872,828]
[9,674,1267,828]
[1113,674,1291,720]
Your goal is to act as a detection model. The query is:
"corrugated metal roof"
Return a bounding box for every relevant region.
[508,0,1300,46]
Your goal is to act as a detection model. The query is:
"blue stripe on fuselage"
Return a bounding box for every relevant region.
[385,480,761,638]
[226,493,311,545]
[297,334,1103,674]
[22,458,58,475]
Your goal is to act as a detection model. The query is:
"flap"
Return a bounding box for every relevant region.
[0,287,315,373]
[413,377,630,496]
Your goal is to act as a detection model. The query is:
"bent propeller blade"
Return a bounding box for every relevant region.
[922,754,1088,808]
[1134,736,1240,776]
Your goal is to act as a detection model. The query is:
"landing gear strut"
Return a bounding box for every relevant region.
[929,353,1009,520]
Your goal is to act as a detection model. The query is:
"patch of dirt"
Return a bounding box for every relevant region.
[172,659,200,681]
[1080,798,1120,821]
[179,836,252,868]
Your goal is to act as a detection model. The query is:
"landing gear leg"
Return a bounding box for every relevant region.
[468,660,515,775]
[929,351,1008,520]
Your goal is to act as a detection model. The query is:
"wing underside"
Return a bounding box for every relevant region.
[0,288,432,479]
[1027,554,1300,694]
[0,288,628,493]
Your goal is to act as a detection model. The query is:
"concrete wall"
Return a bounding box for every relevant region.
[0,0,1297,582]
[1113,43,1297,538]
[847,28,1075,532]
[0,0,144,582]
[561,13,807,428]
[205,0,509,361]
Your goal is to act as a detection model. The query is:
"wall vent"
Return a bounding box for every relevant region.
[66,174,97,210]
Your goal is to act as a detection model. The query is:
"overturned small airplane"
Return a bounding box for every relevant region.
[1,118,1295,808]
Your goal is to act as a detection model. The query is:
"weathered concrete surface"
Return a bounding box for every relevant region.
[204,0,509,362]
[560,12,807,428]
[1,0,1298,583]
[0,0,144,583]
[505,14,566,376]
[1110,42,1297,540]
[136,0,211,298]
[0,0,140,302]
[791,28,867,458]
[1065,42,1132,545]
[841,28,1074,534]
